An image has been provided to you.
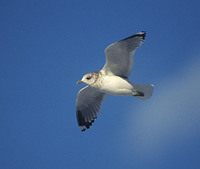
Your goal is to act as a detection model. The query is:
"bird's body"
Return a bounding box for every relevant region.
[93,72,134,96]
[76,31,154,131]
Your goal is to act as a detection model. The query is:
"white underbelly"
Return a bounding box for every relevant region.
[98,76,134,96]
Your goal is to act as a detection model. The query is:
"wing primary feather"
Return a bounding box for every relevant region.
[121,31,146,41]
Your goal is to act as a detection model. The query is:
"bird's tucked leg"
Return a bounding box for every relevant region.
[133,91,144,97]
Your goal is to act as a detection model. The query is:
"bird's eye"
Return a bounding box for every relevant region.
[86,76,91,80]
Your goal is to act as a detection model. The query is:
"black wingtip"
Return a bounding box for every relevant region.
[137,31,146,40]
[77,109,98,132]
[121,31,147,41]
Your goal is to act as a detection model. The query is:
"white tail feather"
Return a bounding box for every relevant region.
[131,83,154,100]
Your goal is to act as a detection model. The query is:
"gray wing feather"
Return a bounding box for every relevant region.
[76,86,107,131]
[103,31,146,78]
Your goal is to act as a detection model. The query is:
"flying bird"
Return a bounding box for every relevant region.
[76,31,154,131]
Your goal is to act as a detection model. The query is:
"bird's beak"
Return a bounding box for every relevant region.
[76,80,83,84]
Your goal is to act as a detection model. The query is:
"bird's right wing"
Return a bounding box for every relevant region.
[76,86,107,131]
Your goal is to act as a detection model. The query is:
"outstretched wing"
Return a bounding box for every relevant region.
[76,86,107,131]
[102,31,146,78]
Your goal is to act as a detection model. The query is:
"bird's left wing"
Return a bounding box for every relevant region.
[102,31,146,78]
[76,86,107,131]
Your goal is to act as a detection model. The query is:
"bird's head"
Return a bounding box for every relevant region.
[76,72,96,85]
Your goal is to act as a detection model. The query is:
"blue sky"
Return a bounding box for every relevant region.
[1,0,200,169]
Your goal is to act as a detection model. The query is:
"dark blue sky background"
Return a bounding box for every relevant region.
[1,0,200,169]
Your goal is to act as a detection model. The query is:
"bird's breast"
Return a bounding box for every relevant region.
[96,75,134,96]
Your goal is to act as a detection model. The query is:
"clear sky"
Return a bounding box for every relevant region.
[1,0,200,169]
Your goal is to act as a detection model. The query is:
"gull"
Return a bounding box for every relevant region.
[76,31,154,131]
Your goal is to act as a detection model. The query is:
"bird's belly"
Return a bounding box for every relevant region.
[99,76,134,96]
